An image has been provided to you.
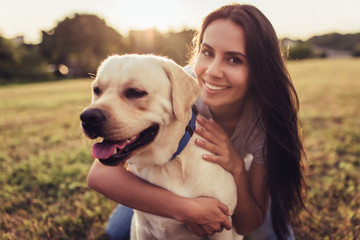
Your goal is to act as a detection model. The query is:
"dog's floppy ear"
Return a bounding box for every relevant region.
[162,59,200,122]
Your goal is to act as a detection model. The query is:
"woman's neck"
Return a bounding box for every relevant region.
[209,99,246,136]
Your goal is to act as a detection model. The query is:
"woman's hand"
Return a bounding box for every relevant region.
[182,197,232,237]
[195,115,245,175]
[88,160,232,237]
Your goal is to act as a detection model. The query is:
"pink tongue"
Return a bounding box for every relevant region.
[92,140,127,159]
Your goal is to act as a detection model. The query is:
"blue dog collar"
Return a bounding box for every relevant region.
[170,105,198,161]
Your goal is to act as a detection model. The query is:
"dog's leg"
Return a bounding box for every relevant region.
[130,214,137,240]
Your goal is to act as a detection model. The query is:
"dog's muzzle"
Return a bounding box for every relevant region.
[80,108,106,139]
[80,108,160,166]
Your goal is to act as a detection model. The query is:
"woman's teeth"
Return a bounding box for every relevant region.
[204,81,227,91]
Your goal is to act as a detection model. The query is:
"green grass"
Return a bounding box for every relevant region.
[0,59,359,239]
[289,59,360,239]
[0,80,113,239]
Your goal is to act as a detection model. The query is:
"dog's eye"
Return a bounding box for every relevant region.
[93,87,101,96]
[125,88,148,99]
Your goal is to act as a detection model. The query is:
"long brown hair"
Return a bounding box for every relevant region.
[190,4,306,239]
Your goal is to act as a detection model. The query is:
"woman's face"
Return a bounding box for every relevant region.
[194,19,251,110]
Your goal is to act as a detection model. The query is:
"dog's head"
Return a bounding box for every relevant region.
[80,54,199,166]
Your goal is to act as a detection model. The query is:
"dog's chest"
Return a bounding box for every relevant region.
[134,213,201,240]
[128,148,237,205]
[129,158,197,197]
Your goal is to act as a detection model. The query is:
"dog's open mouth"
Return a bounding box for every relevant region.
[92,125,159,166]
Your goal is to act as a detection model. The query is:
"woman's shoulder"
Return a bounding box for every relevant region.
[233,97,266,164]
[195,96,212,119]
[183,65,195,78]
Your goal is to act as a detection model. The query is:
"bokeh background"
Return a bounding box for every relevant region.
[0,0,359,239]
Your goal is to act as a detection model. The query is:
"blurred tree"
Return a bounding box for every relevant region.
[288,43,314,60]
[127,28,194,66]
[16,45,52,82]
[0,36,17,79]
[308,32,360,51]
[158,29,194,66]
[352,42,360,57]
[40,14,126,77]
[0,36,51,84]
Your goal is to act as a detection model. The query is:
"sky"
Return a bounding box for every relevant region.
[1,0,360,44]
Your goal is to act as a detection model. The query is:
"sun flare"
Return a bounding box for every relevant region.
[109,0,182,33]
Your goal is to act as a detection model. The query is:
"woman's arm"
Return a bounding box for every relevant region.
[195,116,269,235]
[87,159,232,235]
[231,161,269,235]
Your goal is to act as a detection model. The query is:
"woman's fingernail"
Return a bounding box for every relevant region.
[196,138,203,145]
[227,209,232,216]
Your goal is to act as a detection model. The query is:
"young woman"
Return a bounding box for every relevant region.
[87,4,306,240]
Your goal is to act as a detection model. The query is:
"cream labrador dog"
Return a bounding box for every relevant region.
[80,54,252,240]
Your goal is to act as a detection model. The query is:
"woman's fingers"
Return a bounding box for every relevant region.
[208,118,227,134]
[218,201,232,216]
[195,124,219,146]
[184,197,233,237]
[195,138,221,156]
[203,223,224,235]
[221,216,232,231]
[186,223,208,237]
[187,222,226,237]
[186,222,224,237]
[200,152,222,164]
[195,116,241,173]
[196,116,227,141]
[195,122,225,155]
[216,202,232,230]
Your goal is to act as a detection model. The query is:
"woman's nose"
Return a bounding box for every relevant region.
[205,59,223,78]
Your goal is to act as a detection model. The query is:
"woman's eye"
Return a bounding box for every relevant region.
[125,88,148,99]
[202,50,213,57]
[93,87,101,96]
[229,57,243,64]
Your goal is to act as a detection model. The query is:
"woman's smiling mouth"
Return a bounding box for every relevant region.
[204,81,228,91]
[203,80,229,91]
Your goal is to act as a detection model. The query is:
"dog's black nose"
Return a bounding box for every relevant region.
[80,108,106,125]
[80,108,106,138]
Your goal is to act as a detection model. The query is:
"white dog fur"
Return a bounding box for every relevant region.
[83,54,253,240]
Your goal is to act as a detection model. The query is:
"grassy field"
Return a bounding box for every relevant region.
[0,58,359,239]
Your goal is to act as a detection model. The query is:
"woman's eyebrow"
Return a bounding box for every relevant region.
[201,43,247,58]
[226,51,247,59]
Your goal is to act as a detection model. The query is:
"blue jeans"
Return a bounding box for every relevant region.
[105,204,295,240]
[106,205,134,240]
